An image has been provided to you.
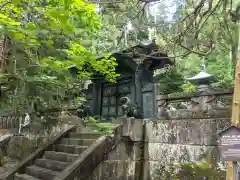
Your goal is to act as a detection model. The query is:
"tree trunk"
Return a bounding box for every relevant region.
[0,36,9,73]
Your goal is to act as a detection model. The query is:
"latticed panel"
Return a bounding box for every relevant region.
[118,106,123,116]
[101,107,108,116]
[109,96,116,105]
[101,79,132,120]
[143,92,153,118]
[109,107,116,116]
[118,84,130,94]
[102,97,108,106]
[103,86,116,96]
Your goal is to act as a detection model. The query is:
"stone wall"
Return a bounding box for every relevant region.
[87,118,144,180]
[87,140,142,180]
[143,118,231,180]
[88,118,231,180]
[0,116,75,175]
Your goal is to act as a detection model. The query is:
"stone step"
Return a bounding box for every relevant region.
[44,151,79,163]
[14,173,41,180]
[76,126,94,133]
[68,132,101,139]
[35,158,70,171]
[61,138,95,146]
[54,144,88,154]
[26,165,58,180]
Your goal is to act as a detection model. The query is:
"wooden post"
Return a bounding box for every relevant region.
[226,60,240,180]
[226,5,240,180]
[233,161,239,180]
[231,60,240,126]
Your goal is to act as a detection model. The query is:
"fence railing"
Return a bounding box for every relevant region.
[156,88,233,119]
[0,88,234,129]
[0,115,23,130]
[0,108,78,130]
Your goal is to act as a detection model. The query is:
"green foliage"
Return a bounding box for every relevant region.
[0,0,119,113]
[90,0,146,53]
[181,83,196,93]
[91,0,236,93]
[84,116,115,135]
[175,163,225,180]
[153,162,225,180]
[176,50,234,90]
[157,66,185,95]
[154,0,237,90]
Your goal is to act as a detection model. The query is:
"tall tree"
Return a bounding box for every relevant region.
[0,0,119,113]
[95,0,239,89]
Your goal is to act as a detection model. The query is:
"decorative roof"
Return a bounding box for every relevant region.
[68,40,173,80]
[186,58,217,85]
[97,40,173,72]
[187,71,214,80]
[186,71,217,85]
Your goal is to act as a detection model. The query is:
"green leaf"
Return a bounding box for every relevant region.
[12,0,21,5]
[64,0,73,9]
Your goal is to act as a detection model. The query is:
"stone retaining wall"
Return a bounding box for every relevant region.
[87,140,142,180]
[143,118,231,180]
[88,118,231,180]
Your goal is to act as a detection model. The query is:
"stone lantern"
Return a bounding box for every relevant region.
[186,58,217,94]
[184,59,219,115]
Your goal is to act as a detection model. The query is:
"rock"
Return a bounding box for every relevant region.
[6,136,40,160]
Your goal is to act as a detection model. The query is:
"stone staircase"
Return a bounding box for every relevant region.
[13,130,101,180]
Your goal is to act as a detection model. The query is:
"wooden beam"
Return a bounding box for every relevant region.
[226,5,240,178]
[226,60,240,180]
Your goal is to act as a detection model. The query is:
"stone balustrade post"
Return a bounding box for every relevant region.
[119,117,144,142]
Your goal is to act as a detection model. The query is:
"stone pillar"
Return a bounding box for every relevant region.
[120,117,145,180]
[91,82,98,115]
[89,117,145,180]
[135,67,144,119]
[121,117,144,141]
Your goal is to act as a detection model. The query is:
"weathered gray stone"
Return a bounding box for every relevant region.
[121,118,144,142]
[34,158,69,171]
[146,143,212,163]
[145,118,231,145]
[43,151,79,163]
[107,141,142,161]
[90,161,141,180]
[6,136,39,160]
[26,165,58,180]
[2,117,232,180]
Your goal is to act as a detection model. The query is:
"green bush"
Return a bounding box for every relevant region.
[153,163,225,180]
[175,163,225,180]
[157,66,185,95]
[84,116,114,135]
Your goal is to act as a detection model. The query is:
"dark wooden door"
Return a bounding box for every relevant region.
[101,79,132,121]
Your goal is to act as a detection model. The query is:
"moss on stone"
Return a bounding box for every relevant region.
[153,163,225,180]
[175,163,225,180]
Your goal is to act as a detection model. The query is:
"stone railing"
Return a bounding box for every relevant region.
[0,115,23,130]
[0,108,78,130]
[0,125,75,180]
[52,125,122,180]
[156,88,233,119]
